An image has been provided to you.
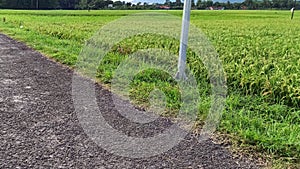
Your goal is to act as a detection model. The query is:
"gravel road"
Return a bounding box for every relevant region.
[0,33,259,169]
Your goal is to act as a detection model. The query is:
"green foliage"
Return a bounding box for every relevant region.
[0,0,60,9]
[223,93,300,160]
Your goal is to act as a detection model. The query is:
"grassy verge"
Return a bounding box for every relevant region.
[0,10,299,168]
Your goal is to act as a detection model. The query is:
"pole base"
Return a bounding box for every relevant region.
[175,71,187,81]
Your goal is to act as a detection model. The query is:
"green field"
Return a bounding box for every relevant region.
[0,10,299,168]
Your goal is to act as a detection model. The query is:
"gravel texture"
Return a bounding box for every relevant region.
[0,33,259,169]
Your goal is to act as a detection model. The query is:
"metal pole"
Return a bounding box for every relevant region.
[36,0,39,9]
[176,0,192,80]
[291,0,296,19]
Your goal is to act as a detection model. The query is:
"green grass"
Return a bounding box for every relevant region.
[0,10,299,168]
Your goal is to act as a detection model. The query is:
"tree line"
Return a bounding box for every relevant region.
[0,0,125,9]
[0,0,298,10]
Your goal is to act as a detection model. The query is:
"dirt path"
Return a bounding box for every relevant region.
[0,33,259,168]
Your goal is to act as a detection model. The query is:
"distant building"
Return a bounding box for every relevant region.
[159,5,170,9]
[108,4,113,8]
[207,6,225,10]
[240,5,247,10]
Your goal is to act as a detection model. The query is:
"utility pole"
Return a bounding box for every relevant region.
[176,0,192,80]
[291,0,296,19]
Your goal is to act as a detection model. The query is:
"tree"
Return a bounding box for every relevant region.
[206,0,213,7]
[196,0,202,8]
[126,2,132,7]
[192,0,195,8]
[58,0,80,9]
[214,1,220,7]
[287,0,294,8]
[244,0,254,9]
[36,0,39,9]
[226,1,232,9]
[165,0,170,5]
[113,1,123,7]
[76,0,88,9]
[39,0,59,9]
[272,0,280,8]
[262,0,271,9]
[0,0,289,10]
